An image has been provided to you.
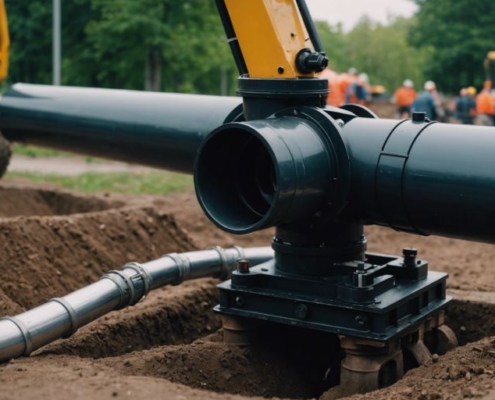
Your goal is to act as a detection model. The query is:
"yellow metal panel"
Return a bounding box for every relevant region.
[0,0,9,82]
[224,0,313,79]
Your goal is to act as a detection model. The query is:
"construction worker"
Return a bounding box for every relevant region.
[467,86,477,97]
[455,88,476,124]
[339,67,359,105]
[412,81,443,121]
[345,72,369,105]
[475,80,495,126]
[320,67,343,107]
[393,79,417,119]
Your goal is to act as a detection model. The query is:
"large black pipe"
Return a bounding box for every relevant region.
[195,109,495,245]
[0,84,242,174]
[3,84,495,244]
[342,117,495,243]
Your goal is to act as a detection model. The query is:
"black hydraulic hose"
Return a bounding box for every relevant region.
[295,0,326,54]
[214,0,248,76]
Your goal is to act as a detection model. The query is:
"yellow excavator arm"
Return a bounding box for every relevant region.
[219,0,327,79]
[0,0,9,82]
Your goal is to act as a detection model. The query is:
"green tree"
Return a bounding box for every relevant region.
[411,0,495,93]
[314,21,347,72]
[315,16,426,94]
[5,0,237,94]
[343,16,426,94]
[5,1,52,84]
[5,0,98,86]
[86,0,236,93]
[61,0,100,87]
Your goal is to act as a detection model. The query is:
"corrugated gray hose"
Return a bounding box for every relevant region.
[0,246,273,363]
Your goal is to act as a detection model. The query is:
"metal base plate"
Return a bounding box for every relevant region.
[215,252,450,342]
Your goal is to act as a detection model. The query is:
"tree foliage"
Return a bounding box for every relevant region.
[411,0,495,93]
[85,0,233,92]
[6,0,491,95]
[6,1,52,84]
[5,0,237,94]
[317,17,427,94]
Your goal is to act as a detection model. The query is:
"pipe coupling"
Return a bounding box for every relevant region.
[1,316,33,356]
[101,262,153,308]
[166,253,192,286]
[209,246,230,279]
[123,262,152,303]
[49,297,79,337]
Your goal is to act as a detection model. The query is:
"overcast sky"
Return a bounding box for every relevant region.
[305,0,418,31]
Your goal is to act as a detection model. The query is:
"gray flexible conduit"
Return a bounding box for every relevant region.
[0,246,273,363]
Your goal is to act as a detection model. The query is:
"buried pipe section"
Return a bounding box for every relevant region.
[0,246,273,363]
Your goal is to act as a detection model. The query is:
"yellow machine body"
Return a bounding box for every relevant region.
[0,0,9,82]
[224,0,313,79]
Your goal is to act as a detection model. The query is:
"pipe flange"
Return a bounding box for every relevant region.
[232,246,246,261]
[166,253,191,286]
[123,262,152,304]
[101,270,135,309]
[2,316,33,356]
[49,297,79,337]
[209,246,230,279]
[273,106,350,226]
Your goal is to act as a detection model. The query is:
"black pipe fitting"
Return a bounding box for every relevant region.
[295,48,329,73]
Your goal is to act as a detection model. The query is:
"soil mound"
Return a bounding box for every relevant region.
[0,186,115,217]
[0,187,194,316]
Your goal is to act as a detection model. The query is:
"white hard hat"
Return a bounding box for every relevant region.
[424,80,436,90]
[359,73,369,83]
[403,79,413,88]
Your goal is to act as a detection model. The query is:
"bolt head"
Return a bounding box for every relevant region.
[237,259,250,274]
[295,303,308,319]
[355,315,366,326]
[412,112,426,123]
[402,248,418,258]
[235,296,245,307]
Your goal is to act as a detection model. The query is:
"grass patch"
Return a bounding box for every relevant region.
[13,144,75,158]
[5,171,194,195]
[12,144,98,163]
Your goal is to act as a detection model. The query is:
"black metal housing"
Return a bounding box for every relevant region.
[216,252,449,342]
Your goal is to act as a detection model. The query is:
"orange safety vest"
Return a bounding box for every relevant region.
[338,73,357,105]
[476,91,495,115]
[394,87,416,107]
[320,68,343,107]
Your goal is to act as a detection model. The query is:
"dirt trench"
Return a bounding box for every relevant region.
[0,182,495,400]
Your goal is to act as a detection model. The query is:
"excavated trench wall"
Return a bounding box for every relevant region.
[1,184,495,400]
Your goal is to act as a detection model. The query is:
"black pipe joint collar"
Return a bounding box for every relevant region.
[296,48,329,73]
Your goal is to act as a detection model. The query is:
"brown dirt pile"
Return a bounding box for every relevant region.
[0,188,194,316]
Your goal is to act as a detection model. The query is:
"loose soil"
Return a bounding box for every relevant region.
[1,103,495,399]
[0,181,495,400]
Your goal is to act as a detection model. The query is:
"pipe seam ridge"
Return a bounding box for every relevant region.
[101,270,135,309]
[232,245,246,260]
[166,253,191,286]
[49,297,78,337]
[209,246,230,279]
[2,316,32,356]
[123,262,152,304]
